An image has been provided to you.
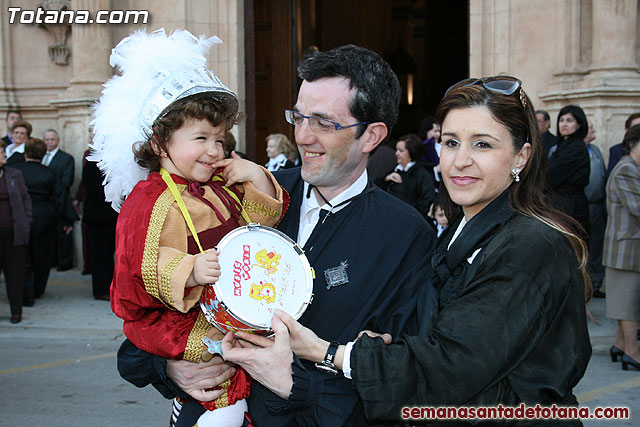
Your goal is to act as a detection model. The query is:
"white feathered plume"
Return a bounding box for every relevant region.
[90,29,229,211]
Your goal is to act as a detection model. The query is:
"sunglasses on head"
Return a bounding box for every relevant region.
[445,75,526,107]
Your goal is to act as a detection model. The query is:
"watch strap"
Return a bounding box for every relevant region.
[314,341,340,375]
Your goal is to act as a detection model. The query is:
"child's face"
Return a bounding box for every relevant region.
[434,207,448,227]
[161,118,226,182]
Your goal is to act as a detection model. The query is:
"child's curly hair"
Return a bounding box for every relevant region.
[134,93,242,172]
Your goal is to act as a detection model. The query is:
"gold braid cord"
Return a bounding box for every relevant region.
[242,199,280,219]
[183,311,210,362]
[141,187,185,309]
[215,379,232,409]
[159,252,186,306]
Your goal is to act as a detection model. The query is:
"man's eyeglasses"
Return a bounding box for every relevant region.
[445,76,526,107]
[284,110,371,133]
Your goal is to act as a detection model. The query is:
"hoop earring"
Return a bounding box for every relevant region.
[511,168,521,182]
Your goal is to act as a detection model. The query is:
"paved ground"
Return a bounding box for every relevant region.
[0,269,638,426]
[0,270,167,426]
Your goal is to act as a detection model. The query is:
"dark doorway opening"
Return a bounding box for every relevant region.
[245,0,469,163]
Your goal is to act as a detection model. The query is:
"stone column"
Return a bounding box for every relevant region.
[589,0,638,74]
[65,0,112,98]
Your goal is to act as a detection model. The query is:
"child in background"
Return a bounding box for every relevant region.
[429,201,449,237]
[91,29,284,427]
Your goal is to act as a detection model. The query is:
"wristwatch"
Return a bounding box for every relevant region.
[314,341,340,375]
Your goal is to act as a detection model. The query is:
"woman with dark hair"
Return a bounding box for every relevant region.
[604,124,640,371]
[381,133,436,219]
[546,105,591,236]
[223,76,592,425]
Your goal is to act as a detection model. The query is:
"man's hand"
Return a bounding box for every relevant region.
[187,248,220,287]
[63,225,73,235]
[166,355,236,402]
[222,314,294,399]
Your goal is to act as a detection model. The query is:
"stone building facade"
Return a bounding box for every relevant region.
[471,0,640,153]
[1,0,638,264]
[0,0,245,189]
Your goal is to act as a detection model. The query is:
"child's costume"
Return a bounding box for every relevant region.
[112,168,284,408]
[90,29,285,426]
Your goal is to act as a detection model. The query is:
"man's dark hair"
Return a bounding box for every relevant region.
[625,113,640,130]
[535,110,550,121]
[6,110,21,120]
[25,138,46,160]
[297,45,401,139]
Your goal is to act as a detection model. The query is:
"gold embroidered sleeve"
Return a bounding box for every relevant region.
[183,311,211,362]
[156,202,202,312]
[241,167,284,227]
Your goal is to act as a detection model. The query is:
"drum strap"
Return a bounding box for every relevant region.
[161,169,252,253]
[161,168,206,253]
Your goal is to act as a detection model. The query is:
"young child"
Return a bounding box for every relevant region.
[91,30,285,427]
[429,201,449,237]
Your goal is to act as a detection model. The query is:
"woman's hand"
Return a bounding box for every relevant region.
[215,152,276,197]
[166,356,236,401]
[385,172,402,184]
[275,310,329,363]
[357,330,393,344]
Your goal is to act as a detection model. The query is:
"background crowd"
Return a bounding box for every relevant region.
[0,89,638,375]
[0,111,110,324]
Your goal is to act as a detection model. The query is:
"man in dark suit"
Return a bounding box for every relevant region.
[536,109,557,156]
[43,129,76,271]
[607,112,640,176]
[1,110,22,148]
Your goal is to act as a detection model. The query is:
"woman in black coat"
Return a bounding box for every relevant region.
[0,147,31,323]
[546,105,591,237]
[14,139,78,304]
[223,76,593,426]
[382,134,436,219]
[82,158,118,300]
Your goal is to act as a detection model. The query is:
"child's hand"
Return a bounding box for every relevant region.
[215,151,276,197]
[188,248,220,287]
[215,152,264,187]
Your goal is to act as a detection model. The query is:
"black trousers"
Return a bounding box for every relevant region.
[588,201,606,288]
[25,216,57,301]
[0,227,25,316]
[87,223,116,298]
[56,218,74,269]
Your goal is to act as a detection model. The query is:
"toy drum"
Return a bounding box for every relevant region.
[200,223,314,335]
